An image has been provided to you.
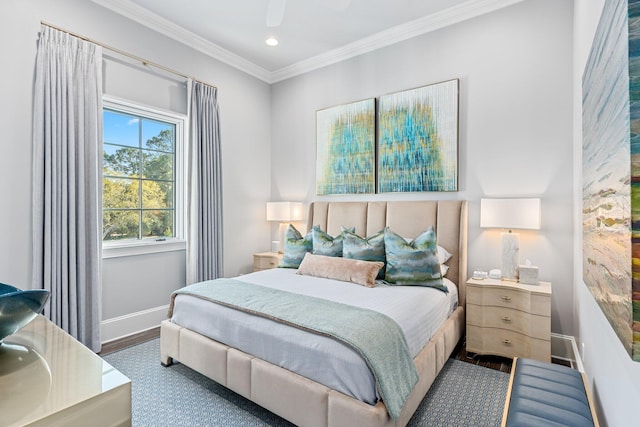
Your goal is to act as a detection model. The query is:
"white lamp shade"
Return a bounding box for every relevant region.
[266,202,303,222]
[480,198,541,230]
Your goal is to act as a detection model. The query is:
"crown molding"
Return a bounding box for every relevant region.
[91,0,272,82]
[92,0,524,85]
[270,0,525,82]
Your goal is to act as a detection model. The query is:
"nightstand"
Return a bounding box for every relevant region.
[466,277,552,362]
[253,252,283,272]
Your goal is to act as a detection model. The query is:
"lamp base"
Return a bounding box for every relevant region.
[277,222,289,253]
[501,232,519,280]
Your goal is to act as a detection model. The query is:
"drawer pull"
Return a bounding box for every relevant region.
[501,296,512,302]
[502,339,512,345]
[501,316,512,323]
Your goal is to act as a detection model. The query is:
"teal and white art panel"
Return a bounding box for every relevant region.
[582,0,640,361]
[378,79,458,193]
[316,99,375,195]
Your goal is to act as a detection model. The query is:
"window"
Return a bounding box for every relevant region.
[102,98,185,250]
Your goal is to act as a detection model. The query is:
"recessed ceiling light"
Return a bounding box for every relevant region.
[265,38,279,47]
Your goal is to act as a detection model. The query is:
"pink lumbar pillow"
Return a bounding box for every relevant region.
[296,253,384,288]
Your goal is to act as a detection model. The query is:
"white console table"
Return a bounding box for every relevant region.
[0,315,131,426]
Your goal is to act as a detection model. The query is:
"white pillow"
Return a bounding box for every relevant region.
[440,264,449,276]
[437,245,452,264]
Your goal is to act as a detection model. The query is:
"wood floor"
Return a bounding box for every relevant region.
[452,340,572,373]
[99,328,569,374]
[99,327,160,356]
[452,341,515,373]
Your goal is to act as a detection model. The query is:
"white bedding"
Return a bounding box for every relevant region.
[170,268,458,404]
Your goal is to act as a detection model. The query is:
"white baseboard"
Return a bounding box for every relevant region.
[551,332,584,371]
[101,305,169,344]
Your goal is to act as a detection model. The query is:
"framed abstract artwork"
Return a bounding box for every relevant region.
[316,98,375,195]
[377,79,459,193]
[582,0,640,361]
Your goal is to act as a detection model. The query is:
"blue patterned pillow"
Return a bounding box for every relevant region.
[280,225,312,268]
[383,227,447,292]
[342,229,386,279]
[312,226,354,257]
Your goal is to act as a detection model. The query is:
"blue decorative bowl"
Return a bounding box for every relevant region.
[0,283,50,343]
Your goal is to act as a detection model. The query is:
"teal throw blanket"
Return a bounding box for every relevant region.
[169,279,419,420]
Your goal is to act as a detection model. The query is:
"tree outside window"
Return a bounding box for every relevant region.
[103,108,177,242]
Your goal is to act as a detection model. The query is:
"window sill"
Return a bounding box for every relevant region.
[102,239,186,259]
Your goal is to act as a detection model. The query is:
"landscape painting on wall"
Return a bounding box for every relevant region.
[377,79,458,193]
[316,98,375,195]
[583,0,640,361]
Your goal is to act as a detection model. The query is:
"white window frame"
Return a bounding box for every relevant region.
[102,96,187,259]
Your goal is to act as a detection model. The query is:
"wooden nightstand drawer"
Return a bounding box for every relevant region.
[253,252,283,271]
[466,325,550,361]
[466,304,550,339]
[467,285,549,315]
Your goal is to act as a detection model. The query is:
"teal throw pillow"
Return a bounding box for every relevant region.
[383,227,447,292]
[280,225,312,268]
[342,229,386,279]
[312,226,354,257]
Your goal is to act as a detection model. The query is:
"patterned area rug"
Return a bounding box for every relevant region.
[103,339,509,426]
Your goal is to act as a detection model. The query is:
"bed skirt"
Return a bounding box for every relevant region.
[160,305,464,427]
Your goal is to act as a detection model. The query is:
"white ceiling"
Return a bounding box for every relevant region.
[92,0,524,83]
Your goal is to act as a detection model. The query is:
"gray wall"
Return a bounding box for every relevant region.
[0,0,272,340]
[271,0,574,336]
[2,0,637,424]
[574,1,640,426]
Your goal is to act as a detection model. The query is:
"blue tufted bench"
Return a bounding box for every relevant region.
[502,357,600,427]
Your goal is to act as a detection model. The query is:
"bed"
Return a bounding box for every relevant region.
[160,200,468,427]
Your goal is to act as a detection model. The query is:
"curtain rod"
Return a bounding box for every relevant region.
[40,21,217,89]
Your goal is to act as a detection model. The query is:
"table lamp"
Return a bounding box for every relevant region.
[266,201,303,252]
[480,198,541,280]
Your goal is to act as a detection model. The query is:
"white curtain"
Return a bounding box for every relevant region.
[186,80,224,283]
[32,26,103,352]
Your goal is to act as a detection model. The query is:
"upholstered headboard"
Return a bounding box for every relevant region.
[307,200,468,305]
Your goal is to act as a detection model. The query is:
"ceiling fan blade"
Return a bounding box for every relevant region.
[266,0,286,27]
